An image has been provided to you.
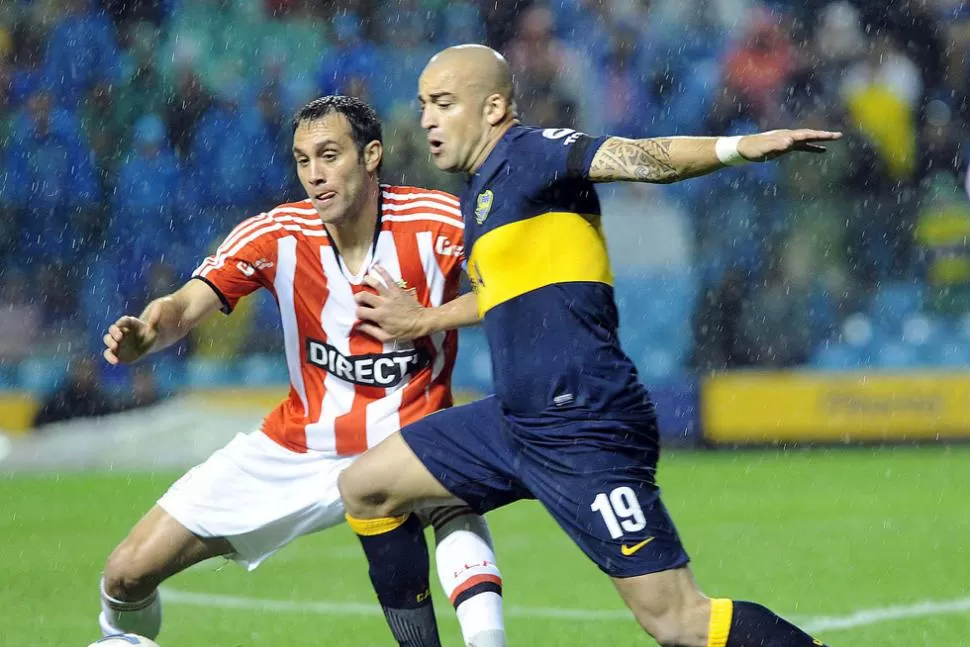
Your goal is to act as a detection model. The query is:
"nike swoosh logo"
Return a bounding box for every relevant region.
[621,537,655,556]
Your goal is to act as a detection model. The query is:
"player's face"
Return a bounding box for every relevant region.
[292,114,374,224]
[418,68,486,173]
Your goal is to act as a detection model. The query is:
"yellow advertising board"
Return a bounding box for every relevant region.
[0,392,38,434]
[703,372,970,443]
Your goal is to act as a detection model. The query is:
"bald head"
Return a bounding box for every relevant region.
[418,44,518,174]
[423,45,514,105]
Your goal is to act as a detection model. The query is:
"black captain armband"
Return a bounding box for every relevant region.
[565,134,596,178]
[539,127,599,179]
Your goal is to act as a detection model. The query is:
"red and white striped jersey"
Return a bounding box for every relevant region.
[192,185,466,455]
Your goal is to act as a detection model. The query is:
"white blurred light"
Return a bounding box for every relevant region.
[0,434,11,463]
[902,315,932,346]
[842,313,873,347]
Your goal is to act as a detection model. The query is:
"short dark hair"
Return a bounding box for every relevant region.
[292,95,382,167]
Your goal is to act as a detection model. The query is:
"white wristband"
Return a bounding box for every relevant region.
[715,136,748,166]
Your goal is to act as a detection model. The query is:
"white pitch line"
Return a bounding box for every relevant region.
[161,588,970,632]
[161,588,632,620]
[801,595,970,633]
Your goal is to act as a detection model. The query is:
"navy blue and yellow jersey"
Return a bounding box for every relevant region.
[461,125,651,418]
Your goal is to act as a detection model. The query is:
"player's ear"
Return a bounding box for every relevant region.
[483,92,509,126]
[363,140,383,173]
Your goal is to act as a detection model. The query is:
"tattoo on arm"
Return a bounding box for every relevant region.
[588,138,677,183]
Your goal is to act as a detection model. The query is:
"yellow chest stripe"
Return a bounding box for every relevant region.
[467,211,613,316]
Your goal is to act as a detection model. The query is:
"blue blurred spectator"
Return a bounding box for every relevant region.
[80,80,128,174]
[316,12,381,101]
[186,77,287,241]
[2,89,101,265]
[436,2,485,47]
[550,0,612,67]
[42,0,121,107]
[164,65,213,158]
[0,66,13,258]
[736,260,815,367]
[7,20,46,106]
[155,0,223,91]
[257,0,327,112]
[109,114,189,279]
[504,5,591,130]
[632,0,727,73]
[254,70,302,198]
[375,10,437,116]
[691,266,749,370]
[112,21,169,140]
[103,0,172,28]
[597,23,650,138]
[916,99,966,187]
[243,289,284,356]
[81,256,182,357]
[257,48,314,120]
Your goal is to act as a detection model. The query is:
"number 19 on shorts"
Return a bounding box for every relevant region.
[590,486,647,539]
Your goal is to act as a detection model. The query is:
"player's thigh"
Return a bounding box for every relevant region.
[339,431,455,517]
[515,416,689,578]
[402,396,528,515]
[105,505,231,587]
[612,566,711,645]
[340,396,525,518]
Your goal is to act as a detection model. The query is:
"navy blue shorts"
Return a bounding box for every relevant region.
[402,396,689,578]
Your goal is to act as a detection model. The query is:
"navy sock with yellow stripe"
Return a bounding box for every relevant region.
[709,599,829,647]
[347,513,441,647]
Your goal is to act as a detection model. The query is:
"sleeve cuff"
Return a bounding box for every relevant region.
[191,275,233,314]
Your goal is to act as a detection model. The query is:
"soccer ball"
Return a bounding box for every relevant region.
[87,635,160,647]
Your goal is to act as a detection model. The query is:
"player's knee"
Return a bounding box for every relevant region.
[634,613,684,647]
[628,592,710,647]
[338,465,394,519]
[103,542,162,601]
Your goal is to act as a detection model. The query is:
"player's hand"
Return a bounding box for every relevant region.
[737,129,842,162]
[102,303,161,365]
[355,266,428,343]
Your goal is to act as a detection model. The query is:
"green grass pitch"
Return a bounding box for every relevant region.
[2,446,968,646]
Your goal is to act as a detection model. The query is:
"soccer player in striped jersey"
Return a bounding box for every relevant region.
[97,96,504,647]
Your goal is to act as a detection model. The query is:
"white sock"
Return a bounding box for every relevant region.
[456,595,505,647]
[99,577,162,639]
[432,511,505,647]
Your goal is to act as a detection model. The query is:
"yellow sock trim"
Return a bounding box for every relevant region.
[346,513,410,536]
[708,598,733,647]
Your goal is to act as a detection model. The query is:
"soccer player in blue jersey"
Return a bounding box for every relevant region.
[339,45,842,647]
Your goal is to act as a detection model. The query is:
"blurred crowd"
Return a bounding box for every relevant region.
[2,0,970,421]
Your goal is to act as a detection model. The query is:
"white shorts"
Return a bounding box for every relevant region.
[157,430,356,570]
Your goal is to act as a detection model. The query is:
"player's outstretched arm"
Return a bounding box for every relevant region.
[587,129,842,184]
[356,266,480,343]
[102,280,223,365]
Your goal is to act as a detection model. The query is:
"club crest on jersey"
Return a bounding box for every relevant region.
[391,277,418,298]
[475,190,494,225]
